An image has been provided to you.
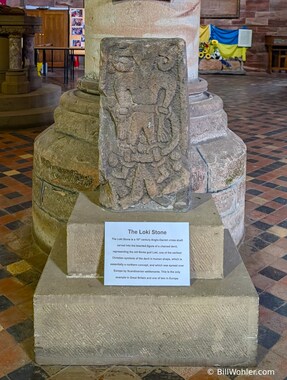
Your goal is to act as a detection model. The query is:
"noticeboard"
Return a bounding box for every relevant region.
[69,8,85,51]
[201,0,240,19]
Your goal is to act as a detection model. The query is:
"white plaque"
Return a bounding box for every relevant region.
[238,29,253,47]
[104,222,190,286]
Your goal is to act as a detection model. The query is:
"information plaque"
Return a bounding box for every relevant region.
[104,222,190,286]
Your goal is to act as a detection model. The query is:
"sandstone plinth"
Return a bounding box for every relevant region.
[34,226,258,366]
[67,192,224,279]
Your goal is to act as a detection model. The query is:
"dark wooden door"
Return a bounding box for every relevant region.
[27,9,69,67]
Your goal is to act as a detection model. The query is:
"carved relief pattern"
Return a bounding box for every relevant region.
[0,25,40,37]
[0,26,24,36]
[99,38,190,210]
[9,34,22,70]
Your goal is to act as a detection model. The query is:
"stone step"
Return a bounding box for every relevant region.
[0,104,56,129]
[0,84,61,112]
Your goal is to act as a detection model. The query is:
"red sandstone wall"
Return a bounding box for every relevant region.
[5,0,286,72]
[201,0,287,72]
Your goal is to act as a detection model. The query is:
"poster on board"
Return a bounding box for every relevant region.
[69,8,85,52]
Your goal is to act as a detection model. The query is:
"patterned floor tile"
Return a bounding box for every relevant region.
[259,266,287,281]
[169,367,201,379]
[0,247,20,266]
[128,367,155,378]
[259,291,285,311]
[250,196,268,205]
[142,369,184,380]
[260,304,287,336]
[268,225,287,238]
[0,344,30,378]
[278,220,287,229]
[6,319,33,343]
[3,170,21,177]
[252,220,272,231]
[0,295,14,312]
[276,304,287,318]
[4,192,22,200]
[258,325,281,349]
[0,268,11,279]
[0,330,17,352]
[0,278,24,296]
[272,258,287,274]
[271,334,287,358]
[261,245,287,258]
[256,350,287,380]
[4,284,34,305]
[0,305,28,329]
[40,365,66,378]
[6,260,32,275]
[47,366,97,379]
[274,238,287,250]
[16,299,33,318]
[19,336,35,362]
[7,363,49,380]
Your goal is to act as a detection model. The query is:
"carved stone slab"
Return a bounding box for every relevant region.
[99,38,190,211]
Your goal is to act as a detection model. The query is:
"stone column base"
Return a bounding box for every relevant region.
[32,78,246,251]
[1,70,30,94]
[27,66,42,91]
[0,70,6,88]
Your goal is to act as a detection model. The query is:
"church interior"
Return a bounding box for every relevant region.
[0,0,287,379]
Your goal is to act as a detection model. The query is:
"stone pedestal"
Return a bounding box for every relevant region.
[34,35,257,367]
[34,192,258,366]
[0,83,62,129]
[0,11,61,128]
[67,193,224,279]
[1,69,29,94]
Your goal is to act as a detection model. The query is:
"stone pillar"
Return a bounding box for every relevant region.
[1,31,30,94]
[85,0,201,81]
[23,33,41,90]
[0,36,9,87]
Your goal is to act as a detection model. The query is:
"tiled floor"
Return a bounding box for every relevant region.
[0,71,287,379]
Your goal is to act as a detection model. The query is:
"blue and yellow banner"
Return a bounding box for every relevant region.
[200,25,210,44]
[200,25,247,61]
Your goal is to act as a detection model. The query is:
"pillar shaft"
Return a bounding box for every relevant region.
[8,34,22,71]
[23,34,35,67]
